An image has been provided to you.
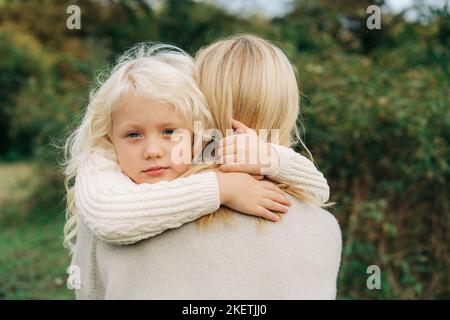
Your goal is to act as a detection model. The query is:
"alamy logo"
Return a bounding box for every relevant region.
[66,5,81,30]
[366,265,381,290]
[67,265,82,290]
[366,5,381,30]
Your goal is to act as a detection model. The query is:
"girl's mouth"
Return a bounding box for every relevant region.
[143,166,168,177]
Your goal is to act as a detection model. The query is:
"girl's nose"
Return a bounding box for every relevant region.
[143,141,164,159]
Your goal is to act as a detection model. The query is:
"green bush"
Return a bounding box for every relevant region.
[298,46,449,298]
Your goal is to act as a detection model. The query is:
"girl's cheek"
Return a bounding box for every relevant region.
[167,136,192,164]
[171,163,191,176]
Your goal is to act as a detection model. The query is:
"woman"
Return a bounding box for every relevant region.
[70,35,341,299]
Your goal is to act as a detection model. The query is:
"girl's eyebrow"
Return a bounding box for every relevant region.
[158,121,178,127]
[117,121,186,132]
[117,122,143,132]
[157,120,188,128]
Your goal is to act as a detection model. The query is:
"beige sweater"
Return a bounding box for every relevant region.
[70,147,340,299]
[72,197,341,299]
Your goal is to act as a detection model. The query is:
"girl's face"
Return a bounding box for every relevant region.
[110,91,193,184]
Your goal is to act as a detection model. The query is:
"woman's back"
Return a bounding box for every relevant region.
[72,196,342,299]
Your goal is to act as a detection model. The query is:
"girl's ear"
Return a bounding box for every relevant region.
[108,113,116,143]
[108,111,117,141]
[107,127,113,143]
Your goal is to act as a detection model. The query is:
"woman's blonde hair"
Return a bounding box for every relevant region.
[63,43,213,251]
[181,34,319,228]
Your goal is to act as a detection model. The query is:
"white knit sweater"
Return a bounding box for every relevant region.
[73,145,330,245]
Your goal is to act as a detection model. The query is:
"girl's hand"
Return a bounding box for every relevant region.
[215,171,291,222]
[217,119,280,176]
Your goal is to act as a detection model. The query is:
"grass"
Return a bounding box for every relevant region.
[0,162,40,205]
[0,161,74,299]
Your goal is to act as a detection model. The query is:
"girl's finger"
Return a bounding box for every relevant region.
[217,135,238,150]
[218,154,240,165]
[219,132,257,151]
[217,145,238,159]
[231,119,250,133]
[259,198,290,214]
[220,164,260,175]
[263,190,292,206]
[219,164,245,172]
[255,206,280,222]
[252,174,264,180]
[260,181,284,194]
[219,134,244,148]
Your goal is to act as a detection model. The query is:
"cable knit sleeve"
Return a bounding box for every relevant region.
[74,151,220,245]
[265,144,330,204]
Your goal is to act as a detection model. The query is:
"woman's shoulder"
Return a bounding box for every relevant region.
[288,196,342,247]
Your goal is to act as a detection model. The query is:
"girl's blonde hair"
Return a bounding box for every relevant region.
[181,34,319,228]
[63,43,213,251]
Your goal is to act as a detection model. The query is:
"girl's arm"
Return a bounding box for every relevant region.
[218,120,330,204]
[74,150,290,245]
[266,143,330,204]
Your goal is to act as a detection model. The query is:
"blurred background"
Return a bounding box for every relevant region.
[0,0,448,299]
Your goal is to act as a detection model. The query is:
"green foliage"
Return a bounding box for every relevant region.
[298,45,449,298]
[0,0,448,299]
[0,213,74,299]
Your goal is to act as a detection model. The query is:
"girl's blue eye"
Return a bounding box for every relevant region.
[127,132,141,138]
[162,129,175,135]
